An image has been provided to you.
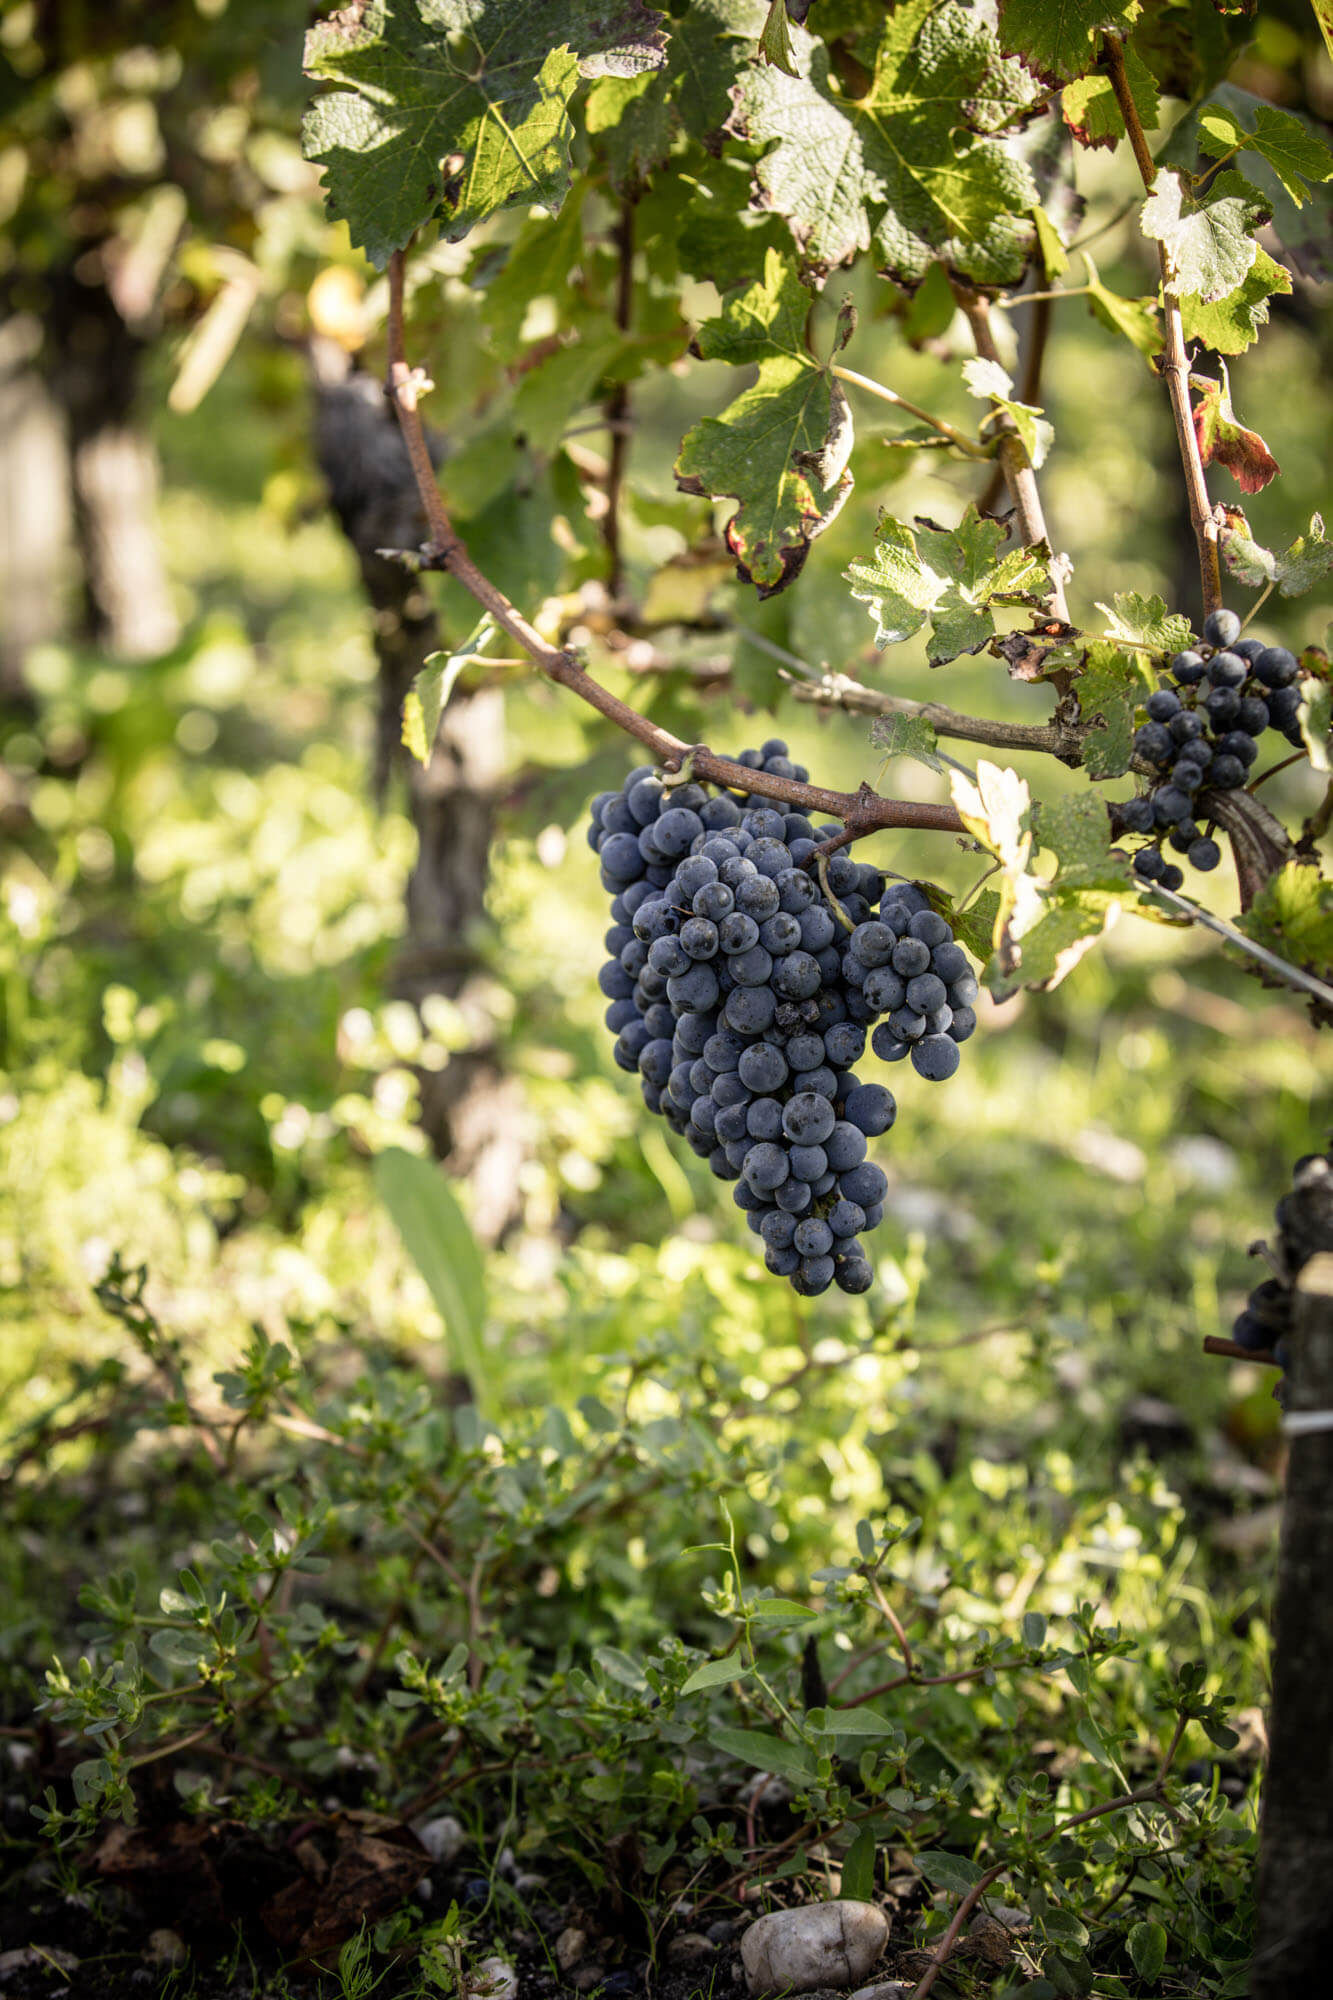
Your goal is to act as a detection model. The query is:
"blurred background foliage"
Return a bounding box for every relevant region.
[0,0,1329,1991]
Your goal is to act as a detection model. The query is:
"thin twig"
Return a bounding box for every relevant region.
[949,281,1070,628]
[603,199,636,601]
[1203,1335,1281,1368]
[1141,880,1333,1009]
[830,364,990,457]
[1248,751,1308,795]
[382,253,966,839]
[1103,35,1222,622]
[995,286,1094,311]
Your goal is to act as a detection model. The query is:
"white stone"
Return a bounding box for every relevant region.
[466,1956,518,2000]
[741,1901,890,1997]
[848,1984,910,2000]
[415,1813,466,1864]
[146,1930,188,1967]
[0,1950,80,1984]
[556,1925,589,1971]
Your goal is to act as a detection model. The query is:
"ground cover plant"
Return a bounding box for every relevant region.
[1,1,1332,1996]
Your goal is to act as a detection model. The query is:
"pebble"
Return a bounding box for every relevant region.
[556,1925,589,1971]
[145,1931,188,1968]
[741,1901,890,1997]
[706,1918,740,1944]
[466,1957,518,2000]
[848,1984,911,2000]
[513,1871,548,1896]
[415,1814,466,1865]
[666,1933,715,1969]
[0,1950,80,1984]
[571,1965,607,1993]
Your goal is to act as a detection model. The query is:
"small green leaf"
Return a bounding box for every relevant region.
[1222,512,1333,596]
[915,1848,986,1894]
[594,1645,649,1691]
[1022,1611,1047,1648]
[757,0,799,74]
[1179,244,1292,356]
[708,1727,817,1785]
[1128,1921,1168,1983]
[841,1824,878,1902]
[947,887,1003,962]
[855,1518,877,1562]
[806,1705,898,1737]
[1238,862,1333,977]
[1141,169,1271,302]
[1097,593,1194,658]
[748,1597,818,1620]
[373,1147,489,1409]
[1199,101,1333,209]
[962,355,1053,467]
[1034,795,1130,891]
[847,505,1049,667]
[1082,252,1161,359]
[1300,680,1332,773]
[1031,204,1069,278]
[1078,641,1151,779]
[402,618,495,766]
[870,711,948,775]
[679,1655,748,1696]
[1062,45,1158,150]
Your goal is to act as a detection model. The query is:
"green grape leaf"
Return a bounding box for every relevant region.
[758,0,800,75]
[947,887,1003,962]
[846,505,1050,667]
[478,188,588,360]
[729,4,1040,283]
[1141,168,1271,302]
[511,330,627,454]
[1221,512,1333,597]
[870,711,948,774]
[402,617,496,765]
[1299,679,1332,774]
[1096,593,1193,658]
[1191,363,1280,494]
[674,249,853,596]
[1179,244,1292,356]
[303,0,667,266]
[962,355,1053,467]
[1238,861,1333,977]
[1032,204,1070,279]
[987,892,1119,999]
[1076,641,1149,777]
[1061,42,1158,149]
[662,0,768,142]
[585,70,675,192]
[997,0,1140,84]
[1034,794,1131,889]
[1199,101,1333,209]
[1082,252,1161,357]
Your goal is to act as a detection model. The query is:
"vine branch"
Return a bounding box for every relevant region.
[1102,34,1223,623]
[949,281,1070,628]
[787,671,1090,765]
[603,198,636,602]
[383,251,966,840]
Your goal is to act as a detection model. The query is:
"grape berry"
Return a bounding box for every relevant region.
[588,743,978,1296]
[1126,606,1304,890]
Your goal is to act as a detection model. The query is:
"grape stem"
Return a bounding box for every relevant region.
[787,671,1091,765]
[1203,1334,1281,1368]
[383,250,966,839]
[1102,34,1224,624]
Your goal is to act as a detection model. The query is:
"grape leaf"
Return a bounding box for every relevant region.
[870,711,948,774]
[961,355,1053,467]
[1238,861,1333,977]
[585,70,675,192]
[1082,252,1161,357]
[1096,594,1193,657]
[302,0,667,266]
[478,188,588,359]
[1179,244,1292,356]
[1076,641,1148,778]
[1299,680,1331,775]
[1061,42,1158,150]
[729,3,1039,283]
[1191,365,1280,494]
[758,0,800,75]
[846,505,1050,666]
[987,895,1117,999]
[997,0,1140,84]
[674,248,854,596]
[402,617,495,765]
[662,0,768,144]
[1032,204,1070,279]
[1140,168,1271,302]
[1198,102,1333,209]
[1221,512,1333,596]
[1161,85,1333,281]
[946,887,1003,962]
[1034,794,1130,889]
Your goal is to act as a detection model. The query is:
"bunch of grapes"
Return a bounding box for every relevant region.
[1232,1146,1333,1373]
[1124,606,1304,890]
[588,742,978,1297]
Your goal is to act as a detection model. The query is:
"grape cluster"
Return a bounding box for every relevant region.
[1232,1146,1333,1372]
[588,742,978,1297]
[1124,606,1304,890]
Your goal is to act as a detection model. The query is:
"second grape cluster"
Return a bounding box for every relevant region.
[1125,606,1303,889]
